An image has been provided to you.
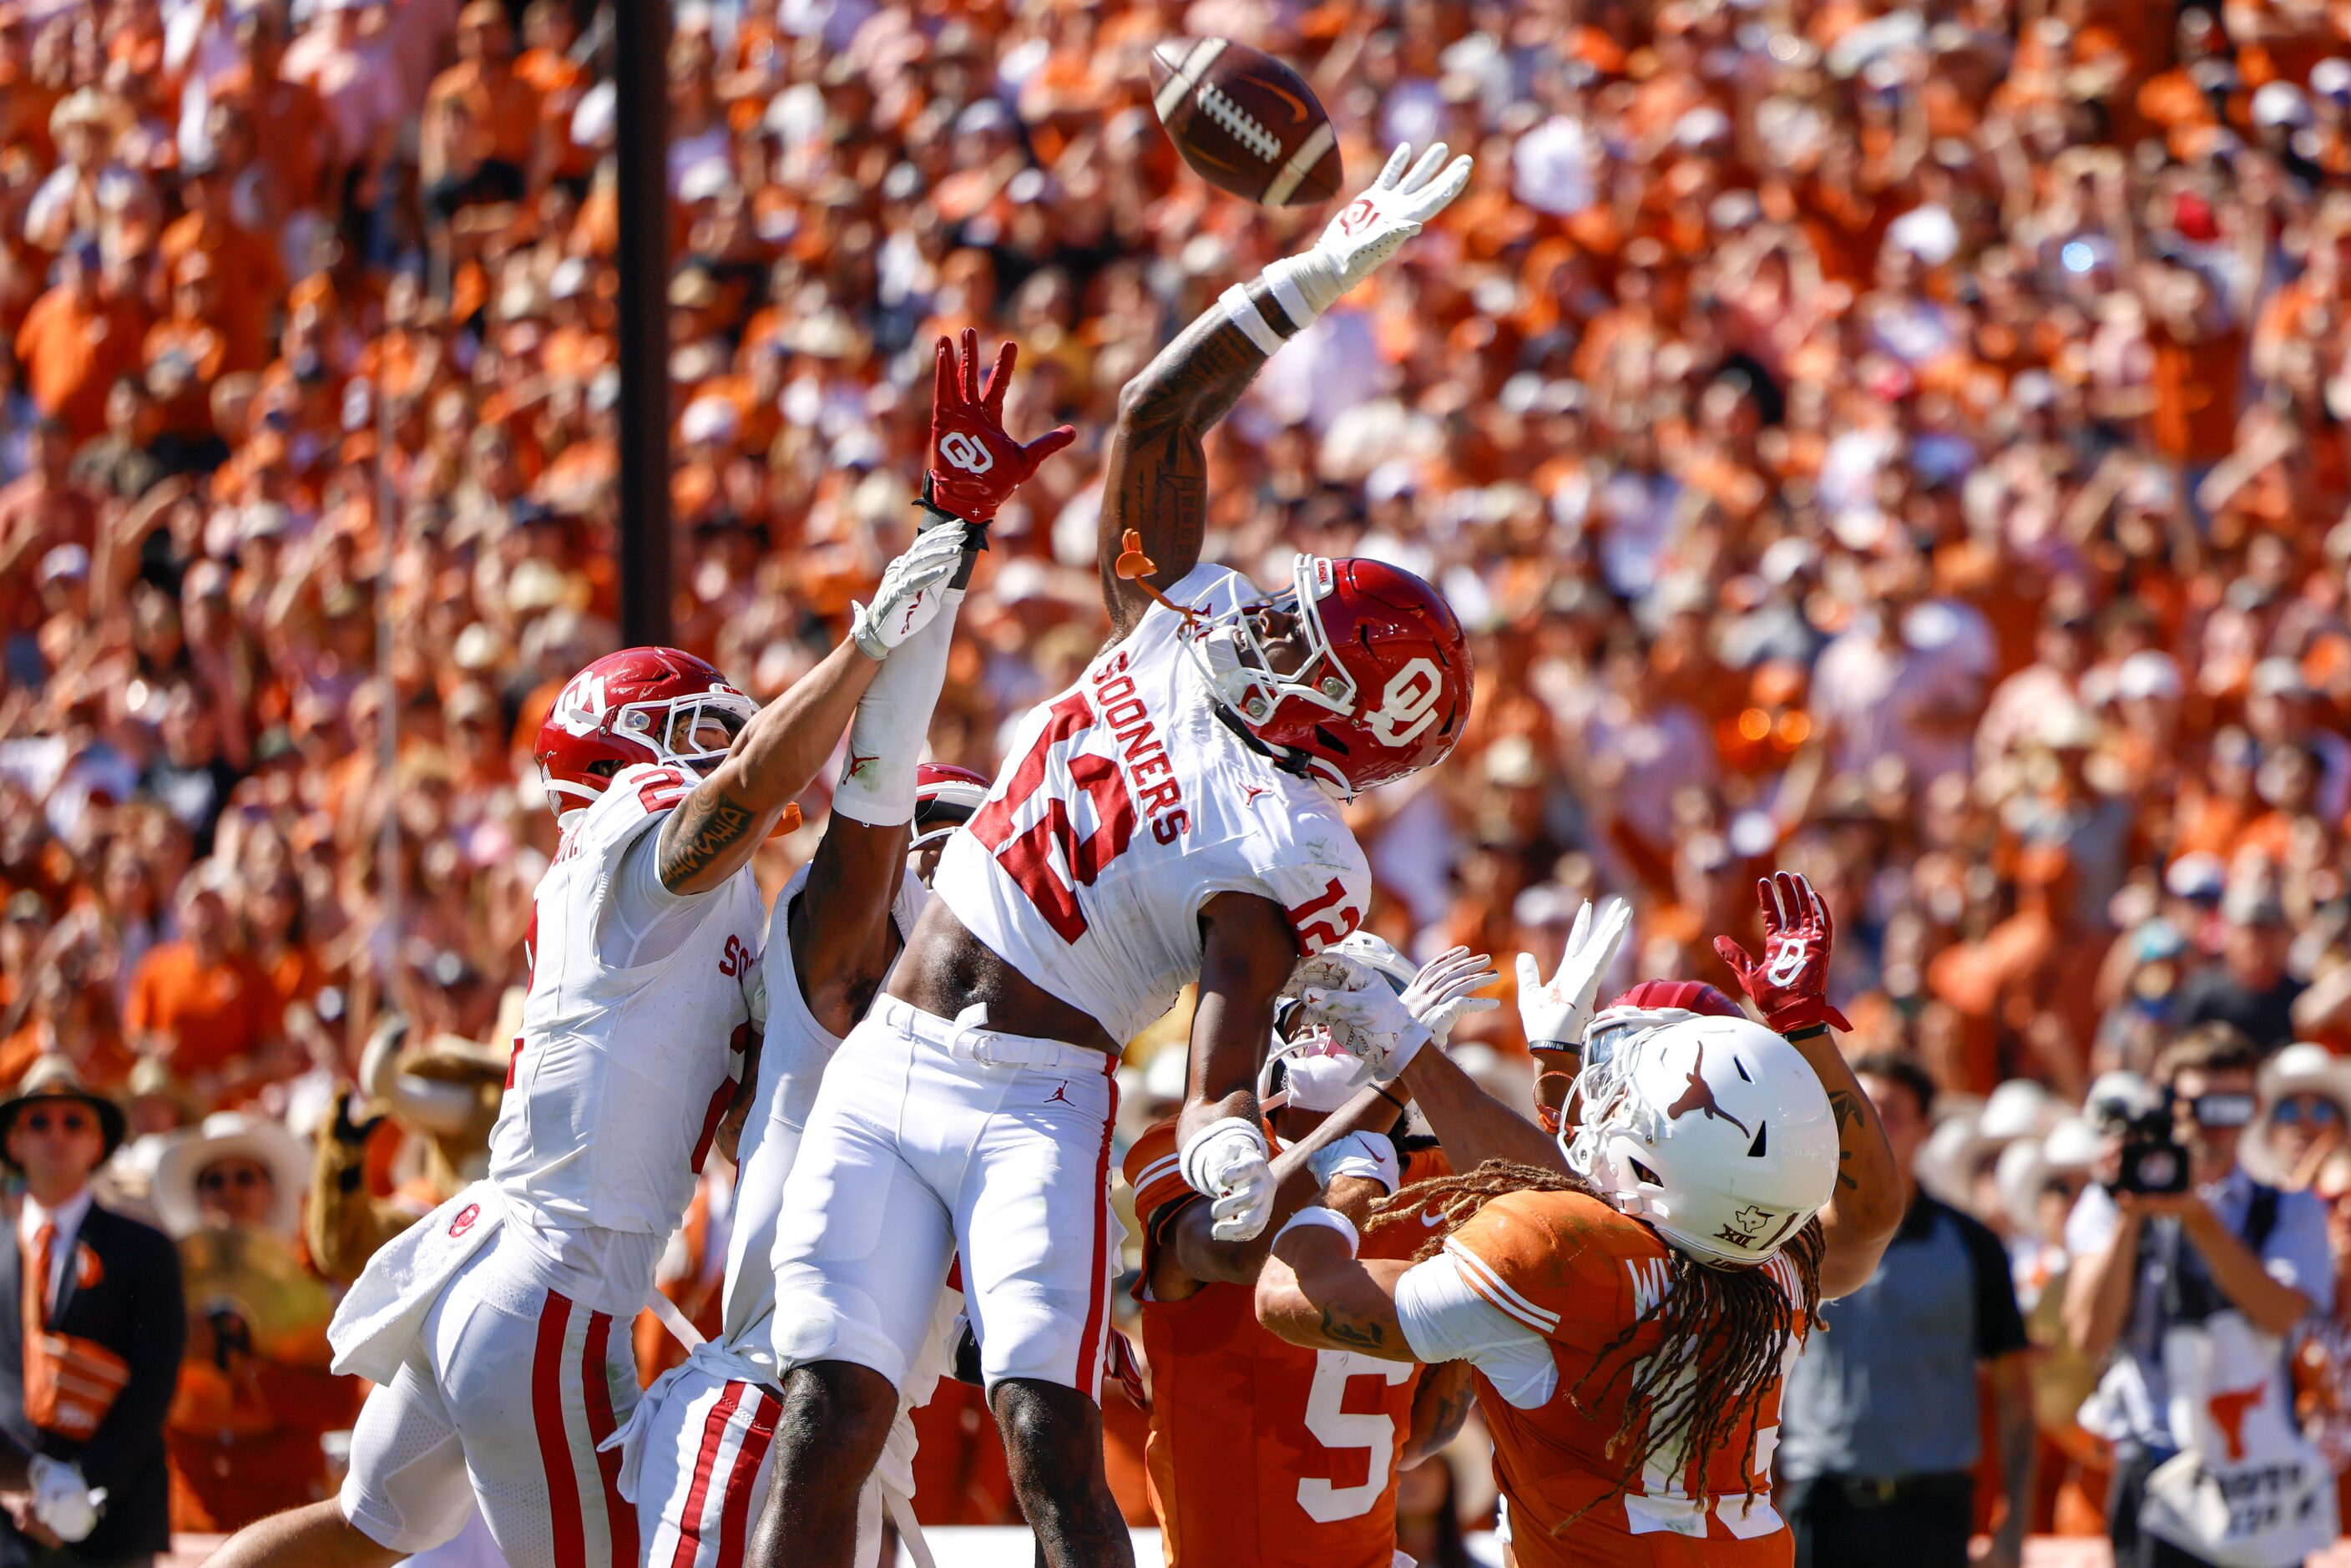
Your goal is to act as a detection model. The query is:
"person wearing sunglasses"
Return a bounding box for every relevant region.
[0,1055,182,1563]
[2247,1042,2351,1192]
[2064,1024,2337,1567]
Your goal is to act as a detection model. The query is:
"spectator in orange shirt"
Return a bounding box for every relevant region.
[420,1,543,225]
[513,0,591,192]
[157,154,284,376]
[0,417,101,669]
[14,239,145,443]
[210,8,333,234]
[124,879,282,1108]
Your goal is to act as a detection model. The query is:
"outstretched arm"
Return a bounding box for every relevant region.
[1099,142,1473,637]
[1256,1224,1418,1363]
[1096,307,1267,636]
[658,640,887,896]
[1154,1085,1406,1298]
[1714,873,1901,1297]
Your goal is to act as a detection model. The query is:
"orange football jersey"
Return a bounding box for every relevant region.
[1443,1187,1811,1566]
[1125,1119,1443,1568]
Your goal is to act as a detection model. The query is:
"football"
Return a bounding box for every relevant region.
[1149,38,1342,208]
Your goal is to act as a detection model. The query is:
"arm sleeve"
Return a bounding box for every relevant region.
[1959,1211,2031,1359]
[1393,1253,1558,1409]
[833,588,963,828]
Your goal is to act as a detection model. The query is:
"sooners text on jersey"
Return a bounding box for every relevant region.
[933,564,1371,1042]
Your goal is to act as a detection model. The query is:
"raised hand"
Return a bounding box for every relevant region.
[1272,141,1474,318]
[1514,897,1631,1053]
[1711,871,1853,1035]
[1397,946,1500,1047]
[1292,954,1434,1085]
[925,328,1076,524]
[848,523,974,660]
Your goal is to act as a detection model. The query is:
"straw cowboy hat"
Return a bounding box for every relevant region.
[0,1056,126,1171]
[1995,1115,2104,1233]
[152,1112,310,1242]
[48,89,130,144]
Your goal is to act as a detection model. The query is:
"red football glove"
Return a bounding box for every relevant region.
[1711,871,1853,1035]
[1105,1326,1150,1411]
[926,328,1075,523]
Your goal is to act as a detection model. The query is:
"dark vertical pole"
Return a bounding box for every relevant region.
[614,0,671,647]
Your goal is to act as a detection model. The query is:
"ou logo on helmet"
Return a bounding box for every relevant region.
[1363,657,1444,746]
[939,432,995,474]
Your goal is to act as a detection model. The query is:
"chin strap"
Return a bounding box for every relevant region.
[1210,700,1315,782]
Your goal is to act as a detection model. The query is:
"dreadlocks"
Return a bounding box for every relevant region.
[1371,1158,1826,1524]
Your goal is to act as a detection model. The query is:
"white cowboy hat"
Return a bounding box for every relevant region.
[152,1112,310,1242]
[2243,1043,2351,1186]
[1995,1115,2102,1233]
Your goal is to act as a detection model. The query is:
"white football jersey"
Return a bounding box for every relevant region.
[933,563,1373,1043]
[719,859,927,1362]
[490,762,766,1255]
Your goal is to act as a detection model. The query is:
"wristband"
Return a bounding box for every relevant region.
[1272,1204,1361,1257]
[1782,1024,1828,1042]
[1178,1115,1269,1198]
[1219,283,1285,356]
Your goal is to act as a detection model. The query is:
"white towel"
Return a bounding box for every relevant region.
[327,1182,506,1384]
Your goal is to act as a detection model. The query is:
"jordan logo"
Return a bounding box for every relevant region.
[1045,1083,1074,1106]
[1243,785,1270,806]
[1666,1046,1751,1138]
[846,749,877,779]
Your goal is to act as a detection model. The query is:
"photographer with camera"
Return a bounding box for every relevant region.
[2065,1024,2338,1567]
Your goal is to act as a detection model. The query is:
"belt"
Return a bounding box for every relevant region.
[879,996,1114,1076]
[1815,1470,1974,1509]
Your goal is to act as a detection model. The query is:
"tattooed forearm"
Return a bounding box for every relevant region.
[1828,1089,1863,1191]
[1100,314,1271,625]
[1317,1302,1389,1351]
[658,787,758,892]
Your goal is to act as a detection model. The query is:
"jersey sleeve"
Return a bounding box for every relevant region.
[1442,1189,1625,1345]
[1394,1252,1560,1409]
[1246,819,1373,957]
[581,765,724,965]
[1121,1117,1194,1243]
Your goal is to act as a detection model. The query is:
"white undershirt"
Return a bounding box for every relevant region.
[1393,1251,1559,1409]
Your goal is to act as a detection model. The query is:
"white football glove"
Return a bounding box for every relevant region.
[1273,1037,1363,1113]
[1265,142,1474,321]
[1514,896,1632,1053]
[1292,953,1435,1085]
[1397,945,1501,1047]
[849,524,975,660]
[1178,1117,1277,1242]
[28,1455,98,1544]
[1307,1130,1402,1196]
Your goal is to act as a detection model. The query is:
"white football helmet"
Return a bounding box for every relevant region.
[1562,1013,1837,1267]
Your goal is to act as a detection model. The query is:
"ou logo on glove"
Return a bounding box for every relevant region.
[1338,196,1377,235]
[1764,937,1810,988]
[939,432,995,474]
[1364,657,1443,745]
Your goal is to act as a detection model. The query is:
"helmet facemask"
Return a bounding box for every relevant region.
[621,690,756,775]
[1186,556,1358,791]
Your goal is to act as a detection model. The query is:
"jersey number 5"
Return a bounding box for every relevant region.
[1297,1350,1413,1524]
[966,690,1137,943]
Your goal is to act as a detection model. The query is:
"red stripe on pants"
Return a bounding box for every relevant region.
[580,1308,635,1565]
[1072,1075,1120,1397]
[713,1388,781,1568]
[532,1292,587,1568]
[669,1380,746,1568]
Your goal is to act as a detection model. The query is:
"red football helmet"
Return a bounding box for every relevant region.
[909,761,990,854]
[1184,555,1473,797]
[533,647,757,815]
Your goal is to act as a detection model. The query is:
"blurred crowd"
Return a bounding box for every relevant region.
[8,0,2351,1552]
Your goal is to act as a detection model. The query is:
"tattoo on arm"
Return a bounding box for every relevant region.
[1101,316,1268,623]
[1427,1378,1475,1451]
[1828,1088,1863,1191]
[1317,1302,1389,1352]
[658,787,758,891]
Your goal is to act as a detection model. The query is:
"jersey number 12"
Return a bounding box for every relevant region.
[967,690,1137,943]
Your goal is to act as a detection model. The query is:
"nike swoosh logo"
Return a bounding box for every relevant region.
[1419,1209,1445,1228]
